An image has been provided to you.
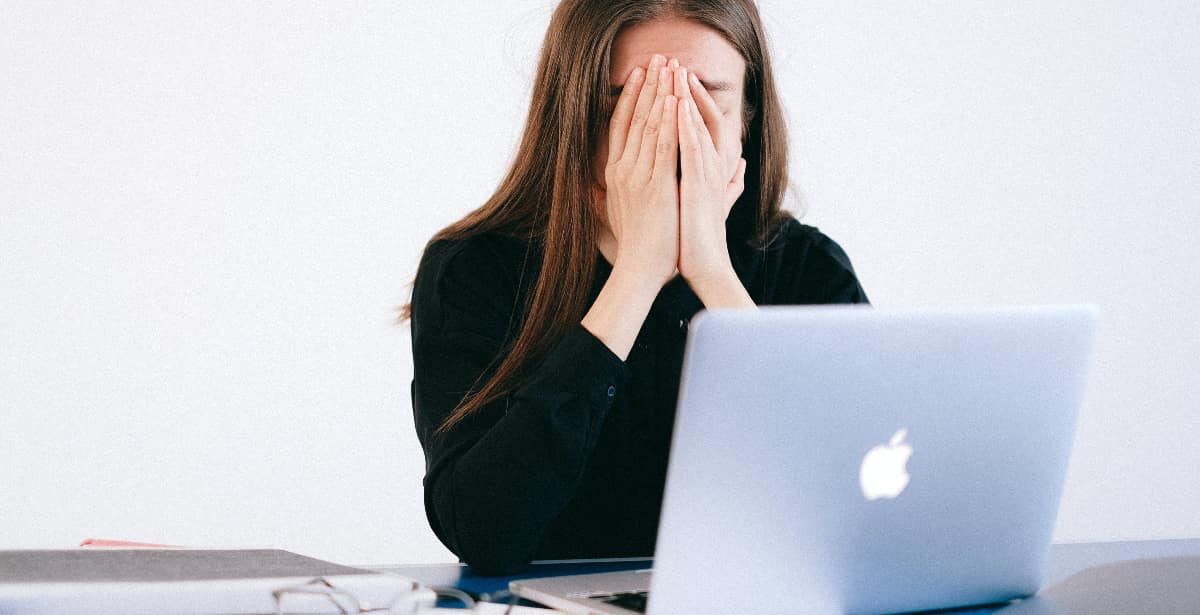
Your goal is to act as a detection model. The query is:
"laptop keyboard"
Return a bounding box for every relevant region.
[594,590,649,613]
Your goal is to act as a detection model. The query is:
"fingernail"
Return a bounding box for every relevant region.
[659,67,668,82]
[665,95,677,111]
[669,57,679,69]
[630,67,644,82]
[652,54,665,66]
[689,72,700,86]
[679,67,687,84]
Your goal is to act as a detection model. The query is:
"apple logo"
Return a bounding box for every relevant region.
[859,428,913,501]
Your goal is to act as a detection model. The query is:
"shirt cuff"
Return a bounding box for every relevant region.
[532,322,632,412]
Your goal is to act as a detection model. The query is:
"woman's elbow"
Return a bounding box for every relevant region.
[457,542,535,576]
[439,517,538,575]
[425,475,539,576]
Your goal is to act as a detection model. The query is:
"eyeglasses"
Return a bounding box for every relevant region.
[273,577,519,614]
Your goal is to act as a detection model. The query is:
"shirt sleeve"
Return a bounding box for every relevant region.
[409,237,630,575]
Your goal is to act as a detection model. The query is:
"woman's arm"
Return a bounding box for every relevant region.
[412,241,632,575]
[580,262,661,360]
[688,268,757,309]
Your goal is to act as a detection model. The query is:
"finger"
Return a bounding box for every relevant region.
[675,65,693,108]
[679,67,714,175]
[688,72,729,165]
[606,66,645,164]
[724,157,747,211]
[652,95,679,179]
[687,89,719,177]
[686,71,720,145]
[678,98,704,182]
[635,64,674,167]
[623,54,667,161]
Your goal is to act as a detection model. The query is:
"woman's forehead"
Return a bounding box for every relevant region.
[609,17,746,91]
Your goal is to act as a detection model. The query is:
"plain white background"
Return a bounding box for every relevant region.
[1,1,1197,565]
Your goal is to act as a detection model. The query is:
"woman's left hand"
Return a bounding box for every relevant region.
[674,67,747,290]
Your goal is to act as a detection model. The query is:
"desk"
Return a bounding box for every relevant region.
[368,538,1200,613]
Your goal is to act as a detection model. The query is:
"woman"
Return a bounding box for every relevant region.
[404,0,868,575]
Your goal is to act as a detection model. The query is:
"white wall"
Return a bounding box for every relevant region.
[1,1,1196,565]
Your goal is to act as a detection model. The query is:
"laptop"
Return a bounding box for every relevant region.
[511,305,1096,615]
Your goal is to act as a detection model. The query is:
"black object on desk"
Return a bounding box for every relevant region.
[461,559,651,601]
[380,558,652,603]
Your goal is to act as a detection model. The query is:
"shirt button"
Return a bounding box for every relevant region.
[678,318,687,330]
[606,385,616,398]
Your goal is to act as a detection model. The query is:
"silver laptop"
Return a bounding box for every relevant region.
[511,306,1096,615]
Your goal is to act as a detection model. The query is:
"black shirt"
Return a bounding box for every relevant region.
[409,217,869,574]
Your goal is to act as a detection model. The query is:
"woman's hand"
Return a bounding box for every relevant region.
[583,55,682,359]
[675,67,747,293]
[602,54,680,289]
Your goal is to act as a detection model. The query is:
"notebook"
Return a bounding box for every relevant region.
[0,548,432,614]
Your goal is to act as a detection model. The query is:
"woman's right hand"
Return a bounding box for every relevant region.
[602,54,680,288]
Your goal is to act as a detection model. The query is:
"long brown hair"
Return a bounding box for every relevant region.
[403,0,791,434]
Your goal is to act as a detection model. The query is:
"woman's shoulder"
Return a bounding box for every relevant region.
[758,215,869,304]
[759,216,852,264]
[412,230,538,330]
[419,230,533,277]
